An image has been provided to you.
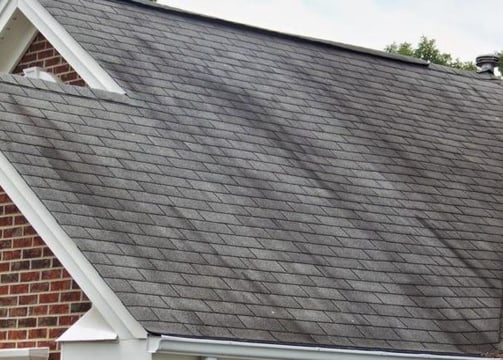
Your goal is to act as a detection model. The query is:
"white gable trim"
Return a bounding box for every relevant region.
[0,3,37,73]
[0,151,146,340]
[150,336,500,360]
[0,0,125,94]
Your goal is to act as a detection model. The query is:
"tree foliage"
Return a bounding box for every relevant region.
[385,36,477,71]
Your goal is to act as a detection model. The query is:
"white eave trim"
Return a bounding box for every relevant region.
[150,336,500,360]
[0,348,49,360]
[0,151,146,340]
[0,0,125,94]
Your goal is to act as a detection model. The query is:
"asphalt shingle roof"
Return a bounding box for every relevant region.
[1,0,503,355]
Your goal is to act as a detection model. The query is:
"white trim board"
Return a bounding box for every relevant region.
[0,348,49,360]
[0,0,125,94]
[58,307,118,343]
[0,6,37,73]
[0,151,146,340]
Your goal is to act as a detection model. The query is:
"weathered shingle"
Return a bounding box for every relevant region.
[0,0,503,355]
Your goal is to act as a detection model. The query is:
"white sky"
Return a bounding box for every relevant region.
[157,0,502,63]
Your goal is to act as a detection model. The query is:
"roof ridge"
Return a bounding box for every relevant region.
[111,0,430,67]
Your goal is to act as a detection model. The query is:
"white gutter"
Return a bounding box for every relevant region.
[150,336,499,360]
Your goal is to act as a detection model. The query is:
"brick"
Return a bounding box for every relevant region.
[2,295,18,306]
[30,282,49,292]
[38,317,57,327]
[58,315,79,326]
[23,226,36,236]
[18,317,37,328]
[70,302,91,313]
[13,238,32,248]
[4,205,18,215]
[3,227,22,238]
[16,341,37,348]
[37,49,55,59]
[31,259,51,269]
[0,319,16,328]
[48,328,66,339]
[60,291,81,302]
[20,271,40,282]
[0,216,13,226]
[1,273,19,283]
[43,247,55,257]
[37,340,57,350]
[28,328,47,339]
[19,295,37,305]
[45,57,61,67]
[9,307,27,317]
[49,304,69,314]
[8,330,27,340]
[29,305,48,316]
[50,280,72,291]
[9,283,29,294]
[2,250,21,260]
[22,248,42,258]
[53,64,69,74]
[33,237,45,246]
[10,261,30,271]
[42,269,62,280]
[14,216,27,225]
[0,239,11,248]
[39,293,59,303]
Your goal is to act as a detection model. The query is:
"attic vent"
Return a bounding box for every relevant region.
[476,54,500,74]
[23,66,61,83]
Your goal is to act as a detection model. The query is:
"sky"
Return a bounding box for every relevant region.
[157,0,502,63]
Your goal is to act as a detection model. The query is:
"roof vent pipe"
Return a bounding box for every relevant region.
[476,54,500,74]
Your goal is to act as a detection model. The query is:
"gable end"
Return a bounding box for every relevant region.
[13,32,86,86]
[0,0,124,93]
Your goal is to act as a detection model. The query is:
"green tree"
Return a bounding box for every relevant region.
[385,36,476,71]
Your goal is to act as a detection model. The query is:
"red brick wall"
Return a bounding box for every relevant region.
[0,187,91,360]
[13,32,86,87]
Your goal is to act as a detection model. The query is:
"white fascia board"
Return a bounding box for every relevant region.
[0,348,49,360]
[0,0,17,31]
[58,307,118,343]
[0,7,37,73]
[150,336,499,360]
[0,151,146,340]
[14,0,125,94]
[0,0,38,73]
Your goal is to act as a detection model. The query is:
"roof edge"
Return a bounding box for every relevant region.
[114,0,429,67]
[0,150,147,340]
[149,335,494,360]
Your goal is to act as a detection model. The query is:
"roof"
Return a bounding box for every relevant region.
[1,0,503,355]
